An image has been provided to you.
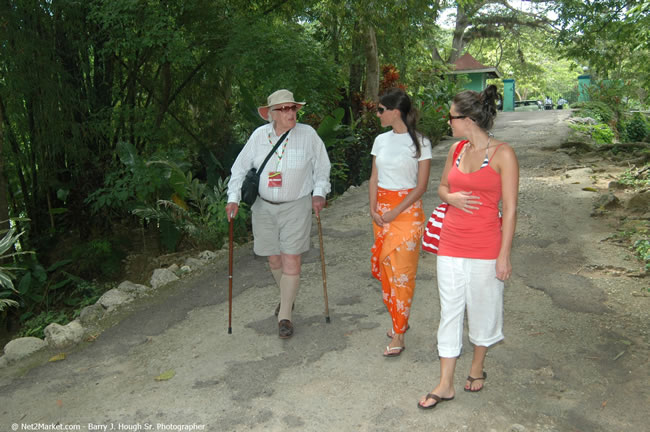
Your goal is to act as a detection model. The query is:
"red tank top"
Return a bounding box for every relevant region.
[437,141,503,259]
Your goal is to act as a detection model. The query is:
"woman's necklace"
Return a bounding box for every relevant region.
[469,136,491,152]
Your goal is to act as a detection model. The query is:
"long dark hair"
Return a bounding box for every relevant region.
[379,88,423,158]
[452,84,500,131]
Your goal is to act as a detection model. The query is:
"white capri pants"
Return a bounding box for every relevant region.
[436,256,504,358]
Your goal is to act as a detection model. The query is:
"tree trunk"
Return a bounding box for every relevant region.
[348,21,364,118]
[363,24,379,103]
[449,6,470,64]
[430,44,444,63]
[0,120,8,231]
[155,61,172,129]
[0,95,33,228]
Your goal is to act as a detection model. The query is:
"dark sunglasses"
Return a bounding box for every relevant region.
[377,106,387,114]
[272,105,299,113]
[448,112,468,120]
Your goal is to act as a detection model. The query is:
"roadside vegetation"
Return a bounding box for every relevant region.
[566,79,649,283]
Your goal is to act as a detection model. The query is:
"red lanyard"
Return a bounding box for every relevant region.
[268,131,290,170]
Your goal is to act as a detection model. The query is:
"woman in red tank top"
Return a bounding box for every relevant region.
[418,85,519,409]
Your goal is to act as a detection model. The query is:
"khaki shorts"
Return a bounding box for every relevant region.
[251,195,312,256]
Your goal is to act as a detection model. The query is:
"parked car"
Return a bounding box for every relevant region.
[514,100,543,111]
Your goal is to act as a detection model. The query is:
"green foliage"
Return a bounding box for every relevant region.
[228,15,340,138]
[617,164,650,188]
[414,75,463,144]
[132,161,249,250]
[632,238,650,273]
[553,0,650,101]
[590,124,616,146]
[70,239,126,280]
[624,113,650,143]
[587,80,628,126]
[0,222,34,312]
[568,123,615,146]
[305,106,375,194]
[317,109,380,195]
[317,108,351,192]
[572,101,615,124]
[469,26,579,102]
[11,252,113,336]
[17,309,69,339]
[15,257,76,317]
[85,141,193,242]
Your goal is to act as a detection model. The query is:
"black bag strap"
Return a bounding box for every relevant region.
[256,128,292,175]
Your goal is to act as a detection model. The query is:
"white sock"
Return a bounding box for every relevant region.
[278,274,299,321]
[270,267,283,290]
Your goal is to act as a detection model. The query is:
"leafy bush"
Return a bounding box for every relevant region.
[85,141,192,219]
[18,309,69,339]
[632,238,650,273]
[617,164,650,188]
[316,107,381,195]
[0,222,33,312]
[586,80,627,126]
[413,71,463,145]
[591,123,616,145]
[624,112,650,142]
[132,161,250,250]
[568,122,615,145]
[69,238,126,280]
[572,101,615,124]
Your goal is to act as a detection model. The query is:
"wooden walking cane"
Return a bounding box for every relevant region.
[316,213,330,323]
[228,216,233,334]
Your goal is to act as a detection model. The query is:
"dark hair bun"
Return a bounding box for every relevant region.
[452,85,500,131]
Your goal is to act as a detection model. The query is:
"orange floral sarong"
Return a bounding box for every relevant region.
[371,187,425,334]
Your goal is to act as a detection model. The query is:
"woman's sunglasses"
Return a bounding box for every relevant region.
[448,112,468,120]
[272,105,299,113]
[377,107,386,114]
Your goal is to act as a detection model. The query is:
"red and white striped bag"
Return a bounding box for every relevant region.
[422,203,448,254]
[422,140,468,255]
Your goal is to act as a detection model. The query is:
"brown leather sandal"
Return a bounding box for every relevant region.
[417,393,454,409]
[464,371,487,392]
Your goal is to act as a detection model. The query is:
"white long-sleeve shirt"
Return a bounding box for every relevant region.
[227,122,331,204]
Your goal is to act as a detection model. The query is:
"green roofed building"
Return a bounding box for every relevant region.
[449,53,502,92]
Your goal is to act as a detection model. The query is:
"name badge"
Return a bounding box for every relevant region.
[268,172,282,187]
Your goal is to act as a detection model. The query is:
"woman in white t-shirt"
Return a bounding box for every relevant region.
[370,88,432,357]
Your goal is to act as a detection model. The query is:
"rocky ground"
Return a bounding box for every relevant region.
[0,110,648,432]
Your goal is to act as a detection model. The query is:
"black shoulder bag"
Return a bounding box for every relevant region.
[240,129,291,206]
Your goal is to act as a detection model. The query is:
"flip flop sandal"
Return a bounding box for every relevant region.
[464,371,487,392]
[386,324,411,338]
[383,346,405,357]
[417,393,454,410]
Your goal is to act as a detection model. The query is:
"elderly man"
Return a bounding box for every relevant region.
[226,89,331,339]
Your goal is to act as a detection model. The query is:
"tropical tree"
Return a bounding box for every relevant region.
[552,0,650,104]
[430,0,552,65]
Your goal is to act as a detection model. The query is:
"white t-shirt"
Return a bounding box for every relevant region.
[371,130,432,190]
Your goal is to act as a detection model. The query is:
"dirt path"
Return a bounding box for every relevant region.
[1,111,648,432]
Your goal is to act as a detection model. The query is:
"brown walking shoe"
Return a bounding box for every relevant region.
[278,319,294,338]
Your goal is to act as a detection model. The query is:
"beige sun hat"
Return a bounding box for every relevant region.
[257,89,306,120]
